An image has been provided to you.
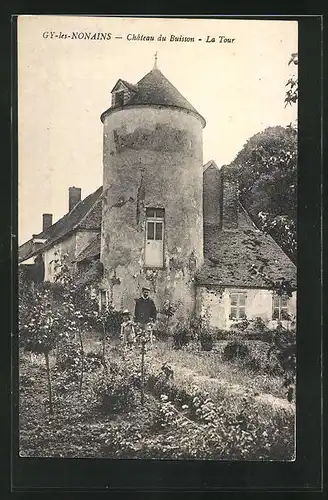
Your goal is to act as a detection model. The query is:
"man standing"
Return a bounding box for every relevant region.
[134,286,157,325]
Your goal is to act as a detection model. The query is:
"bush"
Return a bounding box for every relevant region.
[251,317,267,332]
[148,381,295,460]
[84,351,103,372]
[199,330,213,351]
[222,341,250,361]
[20,374,36,388]
[153,327,169,341]
[104,307,125,337]
[56,341,81,372]
[244,356,262,373]
[213,329,230,341]
[94,368,136,413]
[173,322,192,349]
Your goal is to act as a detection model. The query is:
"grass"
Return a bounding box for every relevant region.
[82,334,293,413]
[151,340,291,403]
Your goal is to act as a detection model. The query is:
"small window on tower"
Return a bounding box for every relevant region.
[145,208,165,268]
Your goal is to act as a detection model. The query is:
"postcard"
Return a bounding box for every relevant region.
[17,15,298,461]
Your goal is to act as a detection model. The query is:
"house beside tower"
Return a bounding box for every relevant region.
[18,62,297,330]
[199,161,296,329]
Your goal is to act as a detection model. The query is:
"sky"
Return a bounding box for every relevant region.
[18,16,298,244]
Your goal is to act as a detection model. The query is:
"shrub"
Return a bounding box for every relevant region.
[229,318,250,332]
[173,322,192,349]
[20,374,36,388]
[251,317,267,332]
[56,341,81,372]
[84,351,103,372]
[213,329,230,341]
[267,331,296,401]
[199,330,213,351]
[151,394,177,431]
[189,315,213,351]
[153,326,169,341]
[244,356,262,373]
[149,384,295,460]
[104,307,125,337]
[222,341,250,361]
[94,368,136,413]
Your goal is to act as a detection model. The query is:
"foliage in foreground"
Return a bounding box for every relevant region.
[20,345,295,460]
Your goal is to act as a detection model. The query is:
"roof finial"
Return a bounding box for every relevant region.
[153,51,158,69]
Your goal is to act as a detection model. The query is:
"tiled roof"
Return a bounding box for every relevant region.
[76,232,101,263]
[40,186,102,242]
[120,79,138,92]
[75,196,102,230]
[18,238,34,263]
[111,79,138,93]
[203,160,217,172]
[196,206,297,288]
[102,68,206,127]
[19,187,102,262]
[75,259,104,288]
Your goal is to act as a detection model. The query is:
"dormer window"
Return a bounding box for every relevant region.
[114,90,125,107]
[110,79,137,108]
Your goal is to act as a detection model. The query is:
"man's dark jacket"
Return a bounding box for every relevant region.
[134,297,157,324]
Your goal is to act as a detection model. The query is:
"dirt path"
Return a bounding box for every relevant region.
[179,364,293,412]
[89,338,294,414]
[148,351,294,415]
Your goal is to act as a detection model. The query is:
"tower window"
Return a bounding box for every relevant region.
[272,294,289,320]
[145,208,164,268]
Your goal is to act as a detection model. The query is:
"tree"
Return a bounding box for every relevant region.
[285,53,298,107]
[230,52,298,262]
[51,254,104,392]
[19,276,62,414]
[231,125,297,263]
[19,253,103,414]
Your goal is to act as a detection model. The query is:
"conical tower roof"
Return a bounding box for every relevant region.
[101,67,206,127]
[129,68,204,122]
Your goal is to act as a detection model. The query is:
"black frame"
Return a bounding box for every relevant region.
[7,13,323,494]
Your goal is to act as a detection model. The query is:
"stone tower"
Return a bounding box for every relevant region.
[100,63,206,322]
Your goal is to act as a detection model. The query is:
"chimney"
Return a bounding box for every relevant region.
[69,186,81,212]
[220,166,239,230]
[32,234,46,253]
[42,213,53,232]
[203,161,222,227]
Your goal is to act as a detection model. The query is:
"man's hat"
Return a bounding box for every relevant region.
[123,309,130,315]
[142,286,150,291]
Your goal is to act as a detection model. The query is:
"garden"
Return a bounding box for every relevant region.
[18,260,296,461]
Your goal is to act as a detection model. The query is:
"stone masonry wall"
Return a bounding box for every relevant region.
[221,168,238,230]
[101,106,204,322]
